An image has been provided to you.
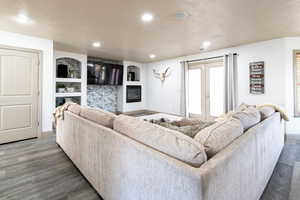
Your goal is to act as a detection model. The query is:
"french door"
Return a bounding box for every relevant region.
[187,59,225,118]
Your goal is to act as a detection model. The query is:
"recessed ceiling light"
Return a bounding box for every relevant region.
[92,42,101,48]
[202,41,211,49]
[15,13,33,25]
[141,13,154,22]
[149,54,156,59]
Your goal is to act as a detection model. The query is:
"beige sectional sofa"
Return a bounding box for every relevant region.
[56,105,285,200]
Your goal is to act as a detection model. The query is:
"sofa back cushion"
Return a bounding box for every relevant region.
[232,107,261,130]
[194,118,243,158]
[258,106,275,120]
[67,104,82,115]
[80,107,116,128]
[113,115,207,167]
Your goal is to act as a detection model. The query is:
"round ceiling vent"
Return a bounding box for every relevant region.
[174,11,190,20]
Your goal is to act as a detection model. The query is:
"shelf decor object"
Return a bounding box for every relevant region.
[249,61,264,94]
[57,57,82,79]
[153,67,171,82]
[127,65,140,82]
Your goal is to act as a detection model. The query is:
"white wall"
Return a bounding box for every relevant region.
[146,38,287,115]
[146,59,184,115]
[2,30,299,134]
[283,37,300,134]
[0,31,54,132]
[146,37,300,134]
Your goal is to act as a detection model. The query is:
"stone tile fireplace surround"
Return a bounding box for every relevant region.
[87,85,119,113]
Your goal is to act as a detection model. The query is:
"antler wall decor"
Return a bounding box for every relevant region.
[153,67,171,82]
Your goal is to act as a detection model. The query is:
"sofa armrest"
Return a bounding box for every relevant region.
[197,112,284,200]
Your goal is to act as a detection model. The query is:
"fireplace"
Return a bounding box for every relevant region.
[126,85,142,103]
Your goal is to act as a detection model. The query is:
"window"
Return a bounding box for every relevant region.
[294,51,300,116]
[188,68,202,115]
[187,58,225,117]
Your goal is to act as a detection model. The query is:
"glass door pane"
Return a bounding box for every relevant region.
[188,68,202,115]
[209,66,225,116]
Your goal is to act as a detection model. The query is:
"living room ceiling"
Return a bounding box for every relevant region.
[1,0,300,62]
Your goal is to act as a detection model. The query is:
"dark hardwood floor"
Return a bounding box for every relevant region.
[0,132,299,200]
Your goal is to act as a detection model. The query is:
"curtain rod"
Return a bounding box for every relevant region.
[185,53,238,63]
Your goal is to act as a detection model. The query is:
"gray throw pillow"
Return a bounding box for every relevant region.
[232,107,261,130]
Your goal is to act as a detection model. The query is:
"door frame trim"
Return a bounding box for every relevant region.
[0,44,43,138]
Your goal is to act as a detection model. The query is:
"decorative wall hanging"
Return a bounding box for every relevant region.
[153,67,171,82]
[249,61,265,94]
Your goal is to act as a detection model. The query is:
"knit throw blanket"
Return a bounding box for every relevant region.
[53,102,77,126]
[147,118,215,138]
[256,104,290,121]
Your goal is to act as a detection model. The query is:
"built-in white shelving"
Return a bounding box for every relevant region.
[56,78,82,83]
[126,81,142,85]
[55,92,82,97]
[118,61,146,113]
[54,51,87,107]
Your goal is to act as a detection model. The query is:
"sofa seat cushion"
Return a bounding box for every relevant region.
[258,106,276,120]
[113,115,207,167]
[232,107,261,130]
[194,118,243,158]
[145,118,216,138]
[80,107,116,128]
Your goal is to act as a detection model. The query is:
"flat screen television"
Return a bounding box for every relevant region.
[87,62,123,85]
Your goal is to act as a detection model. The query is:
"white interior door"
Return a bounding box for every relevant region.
[0,48,39,144]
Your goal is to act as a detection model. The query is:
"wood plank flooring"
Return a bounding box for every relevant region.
[0,133,101,200]
[0,132,299,200]
[260,134,300,200]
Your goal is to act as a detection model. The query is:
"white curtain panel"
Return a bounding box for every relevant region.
[224,53,238,112]
[180,61,189,117]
